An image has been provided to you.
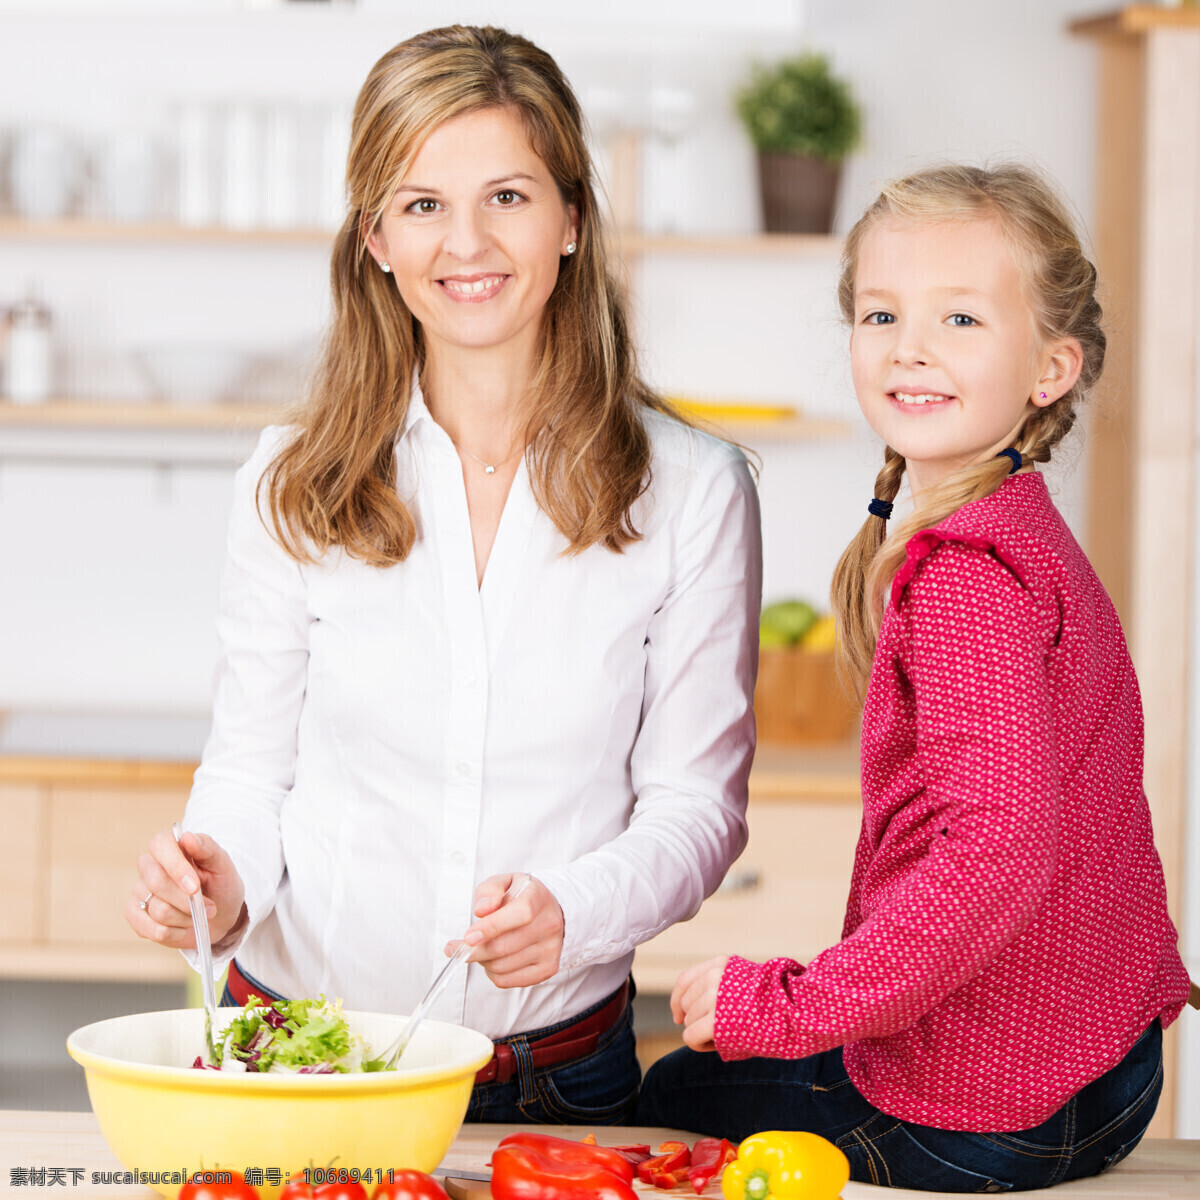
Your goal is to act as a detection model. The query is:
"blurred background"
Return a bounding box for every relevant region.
[0,0,1196,1141]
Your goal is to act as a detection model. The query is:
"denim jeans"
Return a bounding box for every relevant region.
[636,1021,1162,1193]
[221,962,641,1126]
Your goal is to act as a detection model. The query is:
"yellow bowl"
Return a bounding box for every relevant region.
[67,1007,493,1200]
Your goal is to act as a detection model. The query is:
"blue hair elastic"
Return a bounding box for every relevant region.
[868,498,894,520]
[996,448,1022,475]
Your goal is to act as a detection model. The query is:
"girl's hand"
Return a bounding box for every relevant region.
[127,829,247,949]
[447,873,565,988]
[671,955,730,1052]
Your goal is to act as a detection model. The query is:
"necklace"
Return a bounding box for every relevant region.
[451,439,523,476]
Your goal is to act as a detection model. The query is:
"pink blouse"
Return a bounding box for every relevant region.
[715,472,1190,1130]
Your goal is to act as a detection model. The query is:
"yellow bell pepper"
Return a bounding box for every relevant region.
[720,1132,850,1200]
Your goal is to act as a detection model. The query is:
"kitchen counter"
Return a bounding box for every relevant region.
[2,1112,1196,1199]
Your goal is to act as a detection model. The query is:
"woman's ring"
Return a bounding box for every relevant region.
[139,892,153,911]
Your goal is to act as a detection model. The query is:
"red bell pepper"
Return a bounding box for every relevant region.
[490,1132,636,1200]
[636,1142,692,1190]
[686,1138,737,1194]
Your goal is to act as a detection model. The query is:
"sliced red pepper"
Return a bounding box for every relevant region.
[605,1145,653,1167]
[685,1138,737,1194]
[635,1142,691,1188]
[645,1166,692,1190]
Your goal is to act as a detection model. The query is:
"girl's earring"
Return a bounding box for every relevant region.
[1039,391,1048,400]
[379,261,391,274]
[565,242,577,255]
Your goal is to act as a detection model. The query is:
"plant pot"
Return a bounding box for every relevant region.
[757,152,842,234]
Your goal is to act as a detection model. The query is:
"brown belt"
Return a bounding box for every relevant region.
[226,960,629,1087]
[474,980,630,1086]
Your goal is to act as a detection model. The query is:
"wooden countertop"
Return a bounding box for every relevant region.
[2,1112,1196,1199]
[0,742,861,799]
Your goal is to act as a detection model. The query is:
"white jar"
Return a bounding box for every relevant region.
[6,294,53,404]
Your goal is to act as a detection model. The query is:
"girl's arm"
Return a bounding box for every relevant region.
[715,540,1059,1059]
[179,427,309,972]
[533,444,763,973]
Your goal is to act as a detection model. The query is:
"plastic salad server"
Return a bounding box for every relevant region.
[172,822,220,1067]
[383,874,532,1070]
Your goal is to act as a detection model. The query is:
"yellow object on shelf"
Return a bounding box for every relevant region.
[667,396,799,422]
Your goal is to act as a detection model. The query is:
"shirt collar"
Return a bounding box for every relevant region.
[396,378,432,445]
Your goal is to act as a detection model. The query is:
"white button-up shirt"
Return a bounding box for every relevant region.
[184,392,761,1040]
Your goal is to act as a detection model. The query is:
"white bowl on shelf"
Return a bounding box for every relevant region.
[136,343,253,407]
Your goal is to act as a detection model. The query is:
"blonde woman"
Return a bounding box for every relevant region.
[638,164,1191,1188]
[126,26,761,1123]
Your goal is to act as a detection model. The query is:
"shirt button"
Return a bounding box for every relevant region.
[449,850,466,867]
[462,673,479,689]
[456,760,472,778]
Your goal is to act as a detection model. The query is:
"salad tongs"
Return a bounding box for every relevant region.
[173,822,220,1067]
[382,874,531,1070]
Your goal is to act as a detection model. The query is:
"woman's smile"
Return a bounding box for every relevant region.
[437,272,512,303]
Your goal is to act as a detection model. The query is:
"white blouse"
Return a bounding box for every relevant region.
[183,390,762,1040]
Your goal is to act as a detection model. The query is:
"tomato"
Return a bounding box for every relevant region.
[371,1172,449,1200]
[280,1180,368,1200]
[179,1172,261,1200]
[314,1186,368,1200]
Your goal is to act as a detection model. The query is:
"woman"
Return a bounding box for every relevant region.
[126,25,761,1124]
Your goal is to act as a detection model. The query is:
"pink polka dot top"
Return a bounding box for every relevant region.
[715,472,1191,1131]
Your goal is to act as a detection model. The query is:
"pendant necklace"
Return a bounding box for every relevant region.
[452,440,523,476]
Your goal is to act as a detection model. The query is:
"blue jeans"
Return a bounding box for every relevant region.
[221,963,641,1126]
[636,1021,1162,1193]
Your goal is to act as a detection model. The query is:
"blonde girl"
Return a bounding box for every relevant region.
[637,164,1191,1190]
[127,25,761,1124]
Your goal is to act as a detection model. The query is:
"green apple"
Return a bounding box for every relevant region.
[760,599,818,645]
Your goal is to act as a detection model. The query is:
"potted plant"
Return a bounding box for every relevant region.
[735,51,862,234]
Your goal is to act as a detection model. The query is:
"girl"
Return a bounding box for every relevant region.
[636,163,1192,1191]
[127,26,761,1125]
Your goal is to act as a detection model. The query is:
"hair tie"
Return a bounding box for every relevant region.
[868,498,893,520]
[996,448,1022,475]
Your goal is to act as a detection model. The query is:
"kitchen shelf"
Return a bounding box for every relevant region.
[1070,5,1200,35]
[0,217,334,246]
[0,217,841,257]
[0,401,282,430]
[0,400,851,442]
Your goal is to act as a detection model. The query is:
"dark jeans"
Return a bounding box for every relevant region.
[221,962,641,1126]
[636,1021,1162,1193]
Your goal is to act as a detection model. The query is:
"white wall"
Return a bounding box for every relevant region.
[0,0,1100,712]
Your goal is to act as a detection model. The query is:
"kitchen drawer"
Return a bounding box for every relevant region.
[0,783,46,941]
[634,796,860,993]
[47,784,190,944]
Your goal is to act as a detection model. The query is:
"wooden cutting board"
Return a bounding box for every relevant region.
[440,1179,490,1200]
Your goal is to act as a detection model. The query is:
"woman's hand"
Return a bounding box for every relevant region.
[127,829,247,950]
[446,873,565,988]
[670,955,730,1052]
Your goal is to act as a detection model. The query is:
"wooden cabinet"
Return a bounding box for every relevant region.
[634,743,860,994]
[0,783,43,942]
[0,758,192,981]
[1070,4,1200,1140]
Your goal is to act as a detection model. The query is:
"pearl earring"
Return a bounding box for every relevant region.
[565,242,577,255]
[379,261,391,274]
